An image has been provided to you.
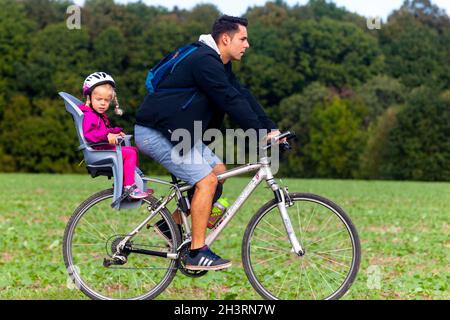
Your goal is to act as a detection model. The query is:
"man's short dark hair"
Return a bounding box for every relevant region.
[212,15,248,43]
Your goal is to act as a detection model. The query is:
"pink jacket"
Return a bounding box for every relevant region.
[79,104,123,149]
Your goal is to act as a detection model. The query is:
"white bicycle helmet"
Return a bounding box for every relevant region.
[82,71,115,96]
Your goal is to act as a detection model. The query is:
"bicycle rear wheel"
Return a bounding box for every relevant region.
[63,188,180,300]
[242,193,360,300]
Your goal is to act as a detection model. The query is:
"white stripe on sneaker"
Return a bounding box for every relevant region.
[207,260,213,266]
[199,257,206,266]
[202,258,210,266]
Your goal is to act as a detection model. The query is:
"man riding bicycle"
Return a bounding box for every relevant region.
[135,15,282,271]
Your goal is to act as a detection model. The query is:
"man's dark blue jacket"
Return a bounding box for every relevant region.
[136,41,277,145]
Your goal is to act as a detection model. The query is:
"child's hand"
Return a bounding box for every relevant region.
[119,132,126,137]
[107,133,119,145]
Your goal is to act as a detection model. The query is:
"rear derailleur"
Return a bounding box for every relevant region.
[103,236,132,267]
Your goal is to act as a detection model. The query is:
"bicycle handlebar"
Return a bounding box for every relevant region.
[263,131,296,151]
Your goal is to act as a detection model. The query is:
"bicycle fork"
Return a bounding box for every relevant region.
[265,170,305,256]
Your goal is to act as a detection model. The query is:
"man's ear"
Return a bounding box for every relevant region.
[221,33,230,45]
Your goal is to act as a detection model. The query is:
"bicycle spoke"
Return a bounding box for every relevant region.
[252,245,286,254]
[276,263,293,298]
[245,194,360,301]
[308,254,347,278]
[98,207,120,236]
[309,260,335,295]
[306,229,346,246]
[296,258,304,299]
[310,252,350,269]
[313,249,353,261]
[304,205,317,235]
[253,236,288,252]
[80,218,108,241]
[315,247,353,254]
[303,260,317,300]
[261,217,286,238]
[258,261,294,283]
[317,264,344,287]
[119,273,122,299]
[311,237,352,252]
[254,253,286,266]
[64,191,178,300]
[133,272,139,290]
[255,223,285,240]
[309,213,336,241]
[75,227,106,244]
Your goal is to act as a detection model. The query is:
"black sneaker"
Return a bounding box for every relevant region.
[186,246,232,271]
[153,219,181,244]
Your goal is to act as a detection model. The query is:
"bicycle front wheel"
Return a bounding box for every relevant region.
[63,188,180,300]
[242,193,361,300]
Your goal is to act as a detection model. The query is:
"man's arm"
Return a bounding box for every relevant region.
[192,54,266,131]
[227,65,286,142]
[226,63,277,130]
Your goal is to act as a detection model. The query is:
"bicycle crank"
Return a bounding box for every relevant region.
[177,242,208,278]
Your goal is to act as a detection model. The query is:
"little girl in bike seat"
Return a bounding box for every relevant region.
[80,71,151,199]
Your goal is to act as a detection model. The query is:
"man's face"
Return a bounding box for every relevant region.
[224,25,250,61]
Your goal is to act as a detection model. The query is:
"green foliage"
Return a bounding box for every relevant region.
[21,0,73,29]
[356,75,406,122]
[380,1,450,89]
[0,0,448,181]
[306,97,368,178]
[290,18,384,88]
[382,87,450,180]
[19,23,91,97]
[271,82,331,177]
[0,0,36,94]
[92,27,127,75]
[1,95,81,172]
[359,106,404,179]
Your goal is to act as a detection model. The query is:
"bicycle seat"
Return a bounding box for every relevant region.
[59,92,147,210]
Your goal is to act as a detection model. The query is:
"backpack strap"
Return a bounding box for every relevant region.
[170,45,199,73]
[145,43,200,94]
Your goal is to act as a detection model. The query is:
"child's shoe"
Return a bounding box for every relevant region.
[125,185,149,199]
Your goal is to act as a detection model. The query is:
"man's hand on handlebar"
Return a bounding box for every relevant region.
[266,130,287,144]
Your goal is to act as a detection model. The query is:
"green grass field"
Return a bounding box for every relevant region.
[0,173,448,300]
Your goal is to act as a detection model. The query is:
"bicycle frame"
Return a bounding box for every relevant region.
[115,156,305,259]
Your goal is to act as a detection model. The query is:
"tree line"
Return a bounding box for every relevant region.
[0,0,449,181]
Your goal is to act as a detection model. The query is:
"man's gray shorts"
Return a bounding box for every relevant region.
[135,125,222,186]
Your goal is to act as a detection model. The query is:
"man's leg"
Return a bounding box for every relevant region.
[172,163,227,225]
[212,163,227,184]
[186,169,232,271]
[189,172,217,249]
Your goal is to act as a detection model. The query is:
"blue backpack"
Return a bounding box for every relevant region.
[145,43,199,94]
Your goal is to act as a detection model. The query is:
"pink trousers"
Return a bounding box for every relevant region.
[121,146,139,186]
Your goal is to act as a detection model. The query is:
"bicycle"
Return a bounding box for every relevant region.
[63,131,361,300]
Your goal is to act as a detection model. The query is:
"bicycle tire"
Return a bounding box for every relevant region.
[63,188,181,300]
[242,192,361,300]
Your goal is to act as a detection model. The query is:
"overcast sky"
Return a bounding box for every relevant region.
[73,0,450,21]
